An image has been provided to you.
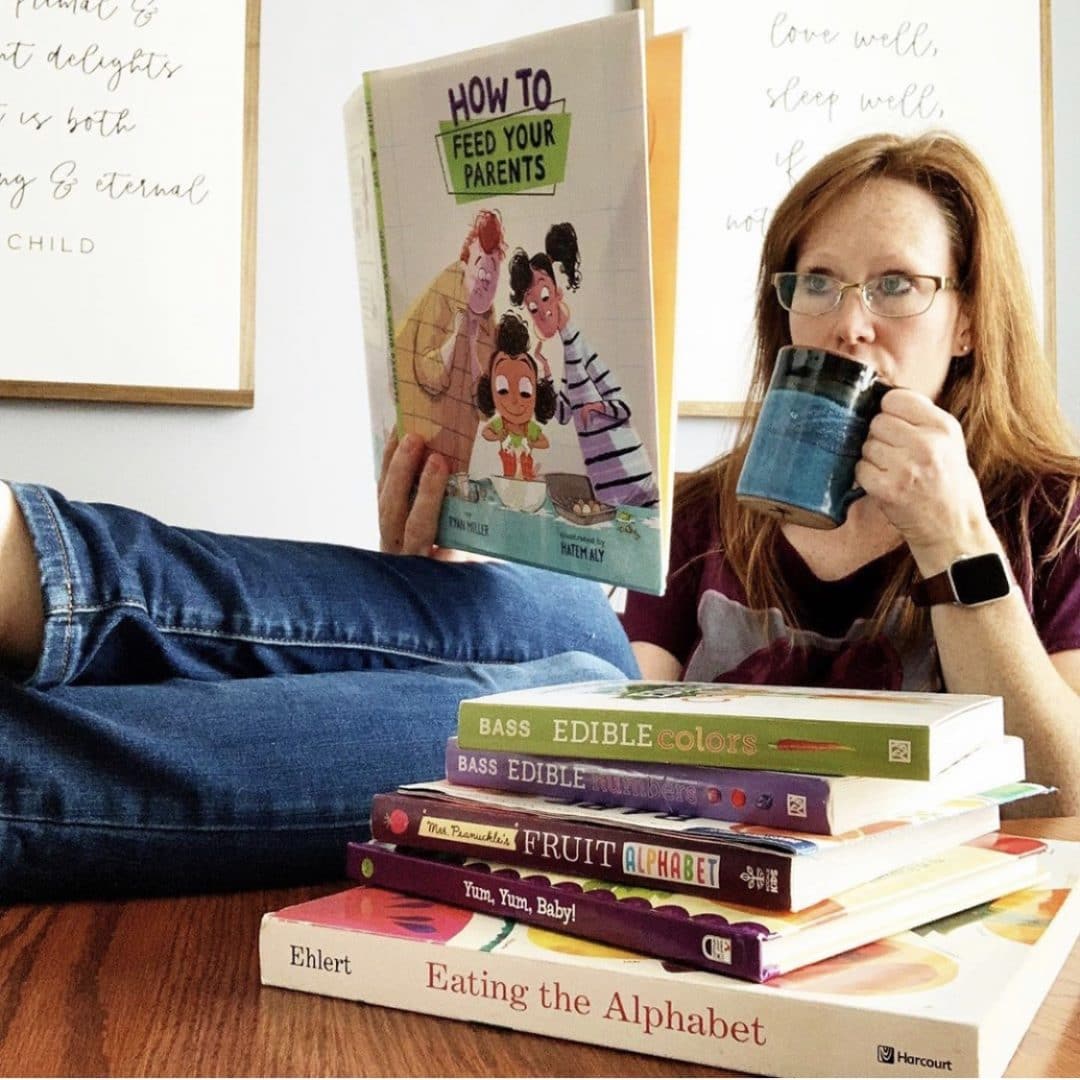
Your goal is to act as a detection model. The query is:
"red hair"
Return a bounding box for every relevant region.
[460,209,506,262]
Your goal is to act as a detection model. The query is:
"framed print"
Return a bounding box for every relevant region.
[0,0,259,406]
[640,0,1054,417]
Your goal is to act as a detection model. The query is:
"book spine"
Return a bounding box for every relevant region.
[346,842,769,982]
[371,791,794,909]
[259,893,980,1077]
[456,701,932,779]
[445,737,836,833]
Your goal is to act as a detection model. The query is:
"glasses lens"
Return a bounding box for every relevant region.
[864,275,937,317]
[775,273,839,315]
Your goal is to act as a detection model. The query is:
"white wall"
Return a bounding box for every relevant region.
[0,0,1074,541]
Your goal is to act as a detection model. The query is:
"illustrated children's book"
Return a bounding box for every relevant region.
[261,834,1076,1077]
[444,734,1027,835]
[369,779,1041,911]
[342,833,1045,984]
[344,12,677,593]
[455,679,1005,780]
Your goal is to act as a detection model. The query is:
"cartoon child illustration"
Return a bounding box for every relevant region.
[475,311,556,481]
[509,222,659,507]
[393,208,507,476]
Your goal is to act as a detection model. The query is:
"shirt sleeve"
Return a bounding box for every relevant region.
[620,491,713,666]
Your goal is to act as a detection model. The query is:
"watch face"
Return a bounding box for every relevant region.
[949,554,1012,605]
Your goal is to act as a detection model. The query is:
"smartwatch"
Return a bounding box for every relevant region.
[911,552,1013,608]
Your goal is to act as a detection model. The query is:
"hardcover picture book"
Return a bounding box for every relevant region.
[370,779,1038,911]
[260,835,1080,1076]
[444,734,1027,835]
[455,679,1005,780]
[344,12,677,592]
[345,833,1046,984]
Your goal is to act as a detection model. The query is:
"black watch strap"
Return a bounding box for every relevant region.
[910,571,957,607]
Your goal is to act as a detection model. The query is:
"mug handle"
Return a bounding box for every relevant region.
[842,484,867,511]
[842,380,891,511]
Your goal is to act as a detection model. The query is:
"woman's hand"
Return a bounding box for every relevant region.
[377,430,449,556]
[377,430,484,562]
[856,388,1001,571]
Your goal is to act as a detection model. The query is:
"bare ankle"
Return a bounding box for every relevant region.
[0,484,45,672]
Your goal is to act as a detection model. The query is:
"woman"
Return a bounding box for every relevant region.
[620,132,1080,814]
[0,133,1075,900]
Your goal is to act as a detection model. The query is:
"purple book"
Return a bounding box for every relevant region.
[344,834,1046,984]
[445,735,1026,835]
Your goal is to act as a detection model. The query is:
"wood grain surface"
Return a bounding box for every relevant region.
[0,818,1077,1077]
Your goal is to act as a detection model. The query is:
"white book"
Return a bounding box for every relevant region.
[260,835,1080,1077]
[343,12,676,593]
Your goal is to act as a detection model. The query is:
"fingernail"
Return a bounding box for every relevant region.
[402,433,424,454]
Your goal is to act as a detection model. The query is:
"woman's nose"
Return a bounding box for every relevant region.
[830,286,877,347]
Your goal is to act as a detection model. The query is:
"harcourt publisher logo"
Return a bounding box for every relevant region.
[876,1044,954,1071]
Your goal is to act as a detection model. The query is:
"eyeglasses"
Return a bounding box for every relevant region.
[772,272,959,318]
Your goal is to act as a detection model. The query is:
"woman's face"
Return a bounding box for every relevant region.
[787,176,970,400]
[490,352,538,425]
[522,269,562,340]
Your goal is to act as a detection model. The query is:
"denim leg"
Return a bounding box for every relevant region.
[8,483,637,687]
[0,484,641,899]
[0,650,631,900]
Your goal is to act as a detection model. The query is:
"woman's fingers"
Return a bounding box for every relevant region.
[377,432,451,556]
[378,432,426,553]
[400,453,449,555]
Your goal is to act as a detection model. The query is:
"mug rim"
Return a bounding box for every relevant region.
[775,344,891,392]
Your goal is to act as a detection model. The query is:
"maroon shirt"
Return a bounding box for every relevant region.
[622,482,1080,692]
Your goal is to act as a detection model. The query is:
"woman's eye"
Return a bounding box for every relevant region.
[539,287,551,303]
[804,274,833,294]
[877,274,914,295]
[494,375,510,395]
[518,377,534,398]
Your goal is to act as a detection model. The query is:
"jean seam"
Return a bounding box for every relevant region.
[0,812,369,834]
[69,599,532,665]
[30,487,77,684]
[158,627,528,664]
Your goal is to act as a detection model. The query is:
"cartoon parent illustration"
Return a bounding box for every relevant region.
[393,208,507,476]
[509,223,659,507]
[476,311,557,481]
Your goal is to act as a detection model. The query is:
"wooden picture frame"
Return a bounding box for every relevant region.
[0,0,260,407]
[639,0,1055,418]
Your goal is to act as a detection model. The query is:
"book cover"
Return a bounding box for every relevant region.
[343,12,675,593]
[445,734,1027,835]
[455,679,1005,779]
[261,836,1078,1076]
[371,781,1019,910]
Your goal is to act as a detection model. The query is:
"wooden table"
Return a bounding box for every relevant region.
[1,818,1078,1077]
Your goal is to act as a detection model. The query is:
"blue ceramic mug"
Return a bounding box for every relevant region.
[736,346,891,528]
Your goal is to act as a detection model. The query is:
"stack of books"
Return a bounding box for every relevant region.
[260,679,1080,1076]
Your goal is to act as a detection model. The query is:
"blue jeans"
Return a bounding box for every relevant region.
[1,483,639,900]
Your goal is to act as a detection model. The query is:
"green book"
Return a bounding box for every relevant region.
[455,680,1004,780]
